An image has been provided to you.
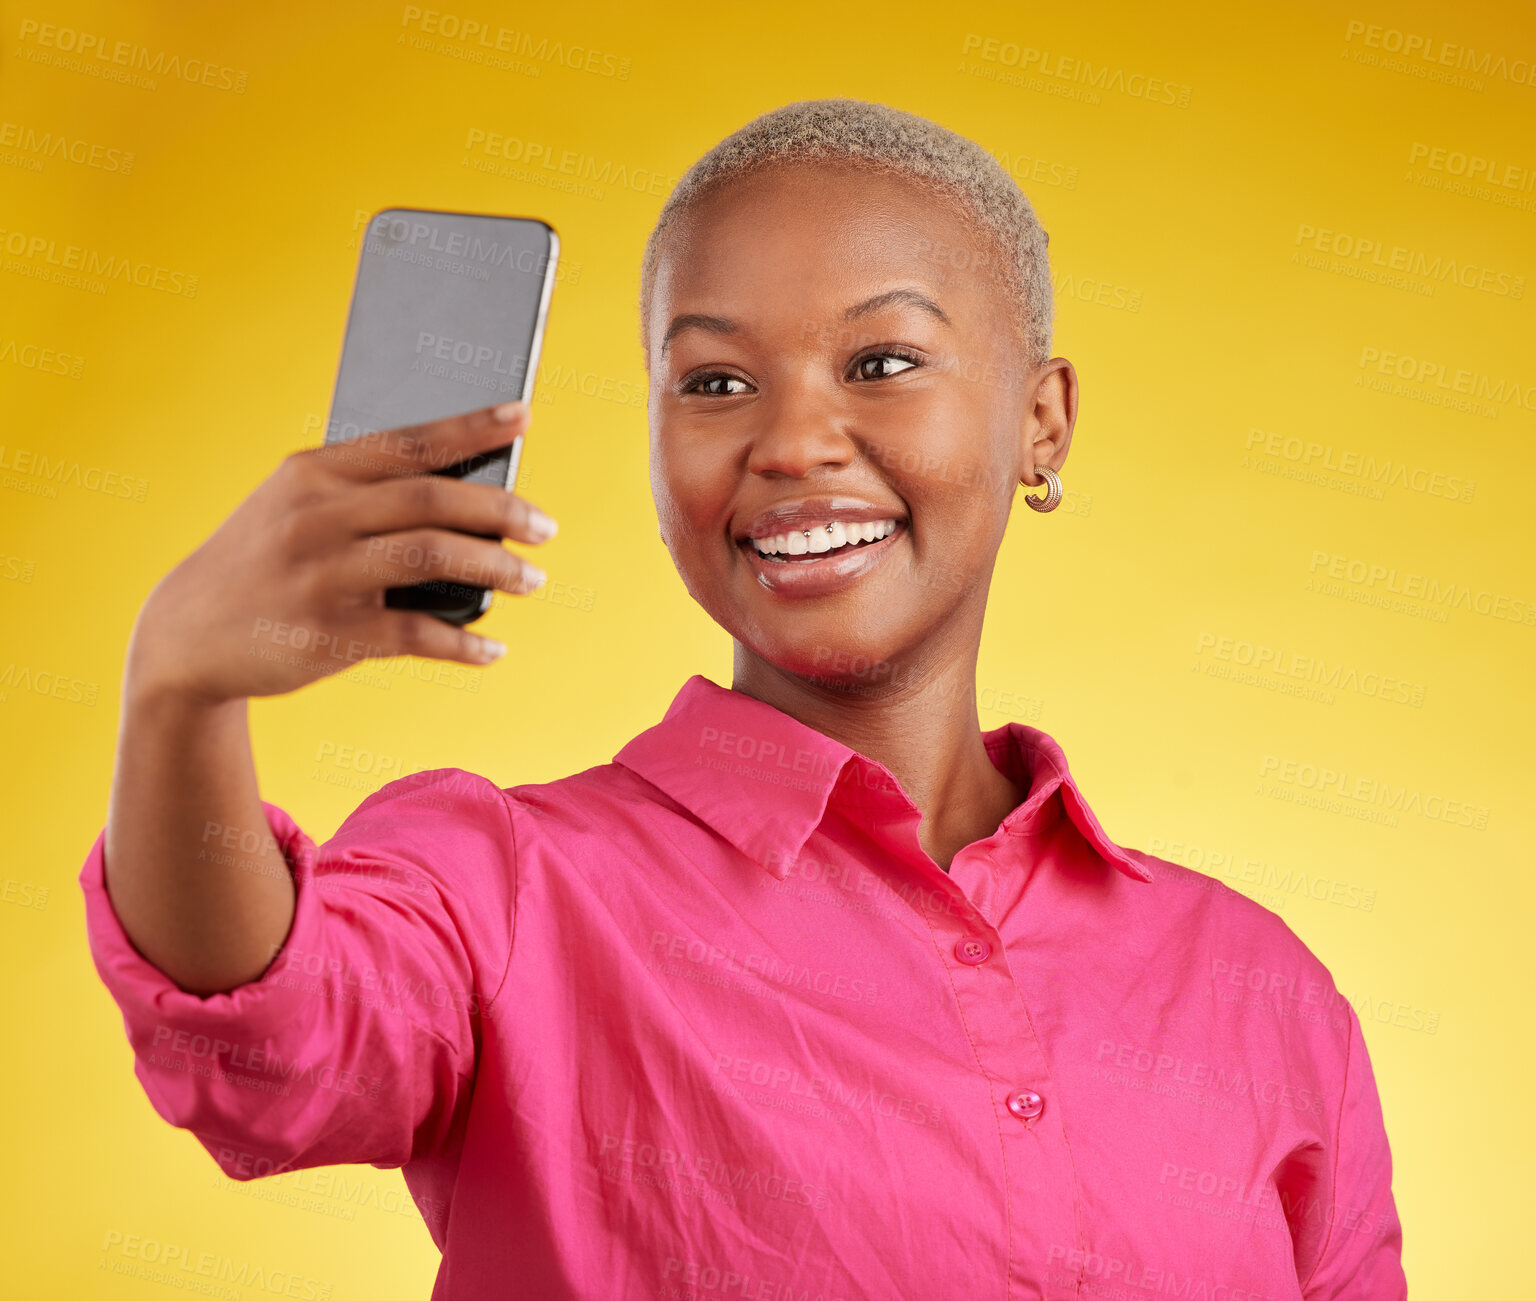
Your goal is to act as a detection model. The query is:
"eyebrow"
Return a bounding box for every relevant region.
[660,313,737,356]
[844,288,952,326]
[659,287,952,358]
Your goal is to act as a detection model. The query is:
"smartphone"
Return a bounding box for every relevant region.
[322,206,559,625]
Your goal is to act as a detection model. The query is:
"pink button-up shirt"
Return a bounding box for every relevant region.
[80,674,1406,1299]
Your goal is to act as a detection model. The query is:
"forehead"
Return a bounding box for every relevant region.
[651,160,1003,331]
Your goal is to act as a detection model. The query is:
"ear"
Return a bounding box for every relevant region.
[1018,357,1078,486]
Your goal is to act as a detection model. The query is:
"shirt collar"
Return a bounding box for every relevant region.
[612,673,1152,884]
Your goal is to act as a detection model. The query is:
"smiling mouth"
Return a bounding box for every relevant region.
[742,519,901,562]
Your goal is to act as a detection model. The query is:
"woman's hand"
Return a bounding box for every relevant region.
[125,401,556,706]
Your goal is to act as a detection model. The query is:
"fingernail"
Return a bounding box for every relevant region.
[526,508,558,541]
[524,565,547,589]
[477,637,508,661]
[492,400,527,423]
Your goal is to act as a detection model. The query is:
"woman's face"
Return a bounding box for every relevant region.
[646,160,1074,690]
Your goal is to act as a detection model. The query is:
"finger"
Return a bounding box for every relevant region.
[343,474,558,545]
[343,529,548,597]
[364,611,509,666]
[310,400,532,482]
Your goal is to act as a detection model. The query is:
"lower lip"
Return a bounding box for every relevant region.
[738,524,906,597]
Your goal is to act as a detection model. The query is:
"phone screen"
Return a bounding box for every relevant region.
[322,206,558,623]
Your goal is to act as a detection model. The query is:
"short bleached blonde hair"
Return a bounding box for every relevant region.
[639,97,1054,368]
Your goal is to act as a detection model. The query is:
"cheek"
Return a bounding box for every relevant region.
[652,433,730,544]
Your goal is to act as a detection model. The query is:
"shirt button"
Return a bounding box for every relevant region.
[954,936,992,965]
[1006,1089,1044,1121]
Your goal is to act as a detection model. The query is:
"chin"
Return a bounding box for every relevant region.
[739,623,925,693]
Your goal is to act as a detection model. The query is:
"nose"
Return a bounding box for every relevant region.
[744,381,856,479]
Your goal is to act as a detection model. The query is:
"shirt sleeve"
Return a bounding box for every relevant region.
[78,767,517,1181]
[1300,1002,1408,1299]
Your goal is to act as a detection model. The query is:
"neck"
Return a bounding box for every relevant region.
[731,645,1025,872]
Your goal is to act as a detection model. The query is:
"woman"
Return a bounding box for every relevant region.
[81,100,1406,1299]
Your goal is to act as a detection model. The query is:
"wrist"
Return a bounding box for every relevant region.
[121,662,248,719]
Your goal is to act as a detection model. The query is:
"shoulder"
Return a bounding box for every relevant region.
[305,768,520,891]
[329,760,689,851]
[336,761,683,841]
[334,766,514,832]
[501,760,696,846]
[1121,844,1316,945]
[1119,845,1355,1042]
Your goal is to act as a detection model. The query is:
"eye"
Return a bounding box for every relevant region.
[680,371,753,396]
[851,347,923,381]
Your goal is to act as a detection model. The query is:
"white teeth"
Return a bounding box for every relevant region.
[749,518,898,557]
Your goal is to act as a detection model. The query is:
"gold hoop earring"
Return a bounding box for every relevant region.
[1022,465,1062,513]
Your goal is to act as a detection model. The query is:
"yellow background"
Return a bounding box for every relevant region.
[3,0,1530,1293]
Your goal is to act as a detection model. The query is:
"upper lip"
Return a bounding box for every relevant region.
[735,496,908,542]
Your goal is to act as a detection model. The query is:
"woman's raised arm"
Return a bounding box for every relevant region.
[102,400,553,994]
